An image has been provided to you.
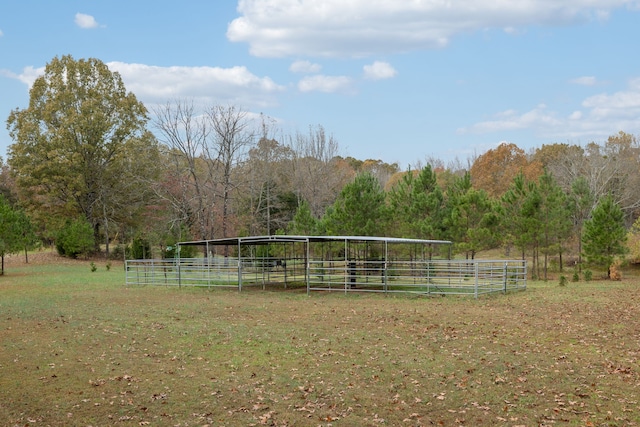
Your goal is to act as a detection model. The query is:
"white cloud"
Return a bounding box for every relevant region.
[75,13,102,29]
[459,104,562,134]
[503,27,521,35]
[363,61,397,80]
[459,78,640,141]
[581,78,640,119]
[3,62,285,109]
[298,75,352,93]
[0,66,44,87]
[290,60,322,73]
[108,62,285,108]
[570,76,597,86]
[227,0,633,58]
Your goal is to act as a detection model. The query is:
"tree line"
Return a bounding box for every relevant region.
[2,55,638,278]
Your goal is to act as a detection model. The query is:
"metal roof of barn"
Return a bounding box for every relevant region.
[177,235,452,246]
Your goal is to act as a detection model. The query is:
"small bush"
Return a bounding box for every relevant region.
[56,219,95,259]
[106,262,111,271]
[572,271,580,282]
[90,262,97,272]
[559,275,567,286]
[584,270,593,282]
[109,244,125,260]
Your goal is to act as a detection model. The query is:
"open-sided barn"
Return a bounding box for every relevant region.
[125,235,527,297]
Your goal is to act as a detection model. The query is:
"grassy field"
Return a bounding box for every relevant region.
[1,256,640,426]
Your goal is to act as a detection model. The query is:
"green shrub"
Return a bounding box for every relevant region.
[109,244,125,260]
[584,270,593,282]
[128,235,151,259]
[55,219,95,259]
[572,271,580,282]
[559,275,567,286]
[90,262,97,272]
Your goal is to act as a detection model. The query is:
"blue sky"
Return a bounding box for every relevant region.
[1,1,639,168]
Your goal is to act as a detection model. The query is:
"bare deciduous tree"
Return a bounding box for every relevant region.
[207,105,257,239]
[539,132,640,224]
[244,134,295,235]
[287,125,349,219]
[153,100,215,240]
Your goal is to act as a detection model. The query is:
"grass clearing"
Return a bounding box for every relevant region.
[1,257,640,426]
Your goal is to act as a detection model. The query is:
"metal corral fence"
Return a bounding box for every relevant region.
[126,257,526,297]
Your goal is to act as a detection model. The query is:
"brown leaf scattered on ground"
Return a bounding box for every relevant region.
[2,260,640,426]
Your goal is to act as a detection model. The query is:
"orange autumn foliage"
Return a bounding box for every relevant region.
[470,142,542,198]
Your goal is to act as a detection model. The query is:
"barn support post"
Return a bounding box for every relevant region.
[206,241,210,288]
[503,262,508,294]
[238,240,242,292]
[474,262,479,299]
[344,238,349,293]
[383,240,388,294]
[176,244,181,289]
[284,243,288,289]
[306,239,310,296]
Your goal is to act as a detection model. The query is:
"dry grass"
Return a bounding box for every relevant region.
[1,253,640,426]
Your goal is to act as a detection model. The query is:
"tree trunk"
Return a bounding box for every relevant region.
[93,222,101,254]
[103,204,110,257]
[559,248,563,272]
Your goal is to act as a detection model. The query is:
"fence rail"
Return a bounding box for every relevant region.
[126,257,526,297]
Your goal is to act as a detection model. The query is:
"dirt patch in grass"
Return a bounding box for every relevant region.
[3,249,101,268]
[3,249,122,275]
[1,263,640,426]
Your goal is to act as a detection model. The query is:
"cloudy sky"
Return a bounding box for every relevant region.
[1,1,639,167]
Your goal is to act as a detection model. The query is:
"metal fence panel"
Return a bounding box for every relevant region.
[126,257,526,298]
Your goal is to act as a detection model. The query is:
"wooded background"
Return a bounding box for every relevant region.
[2,55,638,279]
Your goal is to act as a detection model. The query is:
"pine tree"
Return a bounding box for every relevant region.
[288,200,318,235]
[387,165,445,239]
[501,173,541,265]
[537,170,572,279]
[323,172,387,236]
[445,172,499,259]
[582,195,628,278]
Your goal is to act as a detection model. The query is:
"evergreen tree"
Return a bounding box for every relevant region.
[537,170,573,279]
[582,195,628,278]
[288,200,318,235]
[323,172,387,236]
[387,165,445,239]
[501,173,542,276]
[445,172,499,259]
